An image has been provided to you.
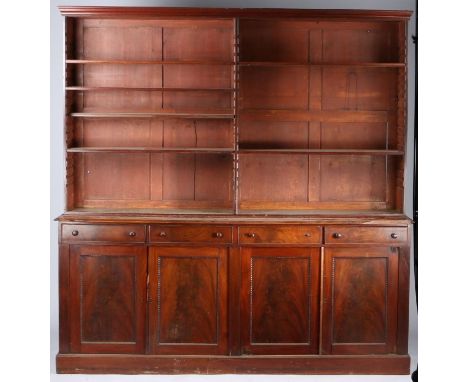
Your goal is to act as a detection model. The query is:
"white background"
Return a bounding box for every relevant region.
[1,0,466,381]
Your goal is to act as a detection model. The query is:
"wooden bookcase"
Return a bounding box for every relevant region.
[57,7,413,375]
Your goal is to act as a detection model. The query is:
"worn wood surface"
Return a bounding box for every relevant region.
[240,247,320,355]
[56,353,411,374]
[57,7,412,375]
[68,245,147,354]
[64,13,408,213]
[322,247,399,355]
[59,7,412,20]
[148,246,228,355]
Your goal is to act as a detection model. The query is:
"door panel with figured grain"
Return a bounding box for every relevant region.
[241,247,320,355]
[322,247,399,355]
[148,246,228,355]
[69,245,147,354]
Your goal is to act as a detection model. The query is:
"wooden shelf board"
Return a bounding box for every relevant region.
[67,147,402,155]
[70,112,235,119]
[66,59,234,65]
[66,60,404,68]
[69,208,235,215]
[67,147,235,154]
[239,62,405,67]
[237,209,405,216]
[238,149,404,155]
[58,209,411,225]
[66,86,235,92]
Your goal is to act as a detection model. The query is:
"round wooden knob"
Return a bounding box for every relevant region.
[159,232,167,237]
[304,233,312,237]
[332,232,342,239]
[391,233,398,239]
[129,231,136,237]
[247,233,256,238]
[71,230,79,236]
[215,232,223,238]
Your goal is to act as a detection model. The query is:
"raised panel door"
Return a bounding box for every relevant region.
[69,245,147,354]
[148,246,228,355]
[240,247,320,354]
[322,247,399,355]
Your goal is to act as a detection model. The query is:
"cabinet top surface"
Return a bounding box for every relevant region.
[59,6,412,20]
[56,211,412,225]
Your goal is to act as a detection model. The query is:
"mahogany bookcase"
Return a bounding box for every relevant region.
[56,6,413,375]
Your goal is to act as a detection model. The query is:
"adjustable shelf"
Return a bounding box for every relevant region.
[66,59,234,65]
[66,86,235,92]
[70,111,235,119]
[238,149,405,155]
[67,147,235,154]
[239,61,405,67]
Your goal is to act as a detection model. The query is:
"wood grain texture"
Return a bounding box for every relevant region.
[149,224,232,243]
[240,66,309,110]
[324,226,408,244]
[239,20,309,63]
[58,7,412,375]
[239,154,308,202]
[240,247,320,354]
[322,24,399,63]
[397,244,410,354]
[62,224,145,243]
[322,247,399,355]
[320,155,387,203]
[148,246,228,355]
[56,353,411,374]
[59,244,70,353]
[59,7,412,20]
[69,245,147,354]
[239,225,322,244]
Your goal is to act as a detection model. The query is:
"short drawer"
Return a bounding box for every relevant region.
[149,225,233,244]
[324,226,408,244]
[239,225,321,244]
[62,224,145,242]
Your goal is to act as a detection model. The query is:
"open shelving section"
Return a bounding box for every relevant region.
[235,17,407,213]
[64,14,407,215]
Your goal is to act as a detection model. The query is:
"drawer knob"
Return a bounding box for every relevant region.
[391,233,398,239]
[246,232,256,238]
[71,230,79,236]
[304,233,312,237]
[159,231,167,237]
[332,232,342,239]
[128,231,136,237]
[215,232,224,238]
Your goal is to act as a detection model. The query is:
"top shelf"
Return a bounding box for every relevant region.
[66,59,405,68]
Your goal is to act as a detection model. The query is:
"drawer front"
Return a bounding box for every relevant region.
[324,226,408,244]
[149,225,233,244]
[239,225,321,244]
[62,224,145,243]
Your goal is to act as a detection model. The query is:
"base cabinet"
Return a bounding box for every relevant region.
[148,246,228,355]
[240,247,320,355]
[58,223,411,374]
[68,245,147,354]
[322,247,399,355]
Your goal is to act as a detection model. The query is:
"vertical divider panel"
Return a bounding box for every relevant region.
[308,28,323,203]
[234,17,240,214]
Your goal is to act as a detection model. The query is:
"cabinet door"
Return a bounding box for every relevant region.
[69,245,147,354]
[322,247,398,355]
[241,247,320,355]
[148,246,228,355]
